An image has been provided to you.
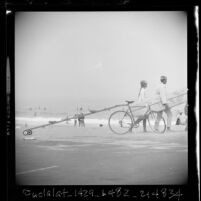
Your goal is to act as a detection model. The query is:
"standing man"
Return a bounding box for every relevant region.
[66,113,69,124]
[135,80,149,132]
[155,76,172,131]
[78,107,85,127]
[129,80,149,133]
[74,118,77,127]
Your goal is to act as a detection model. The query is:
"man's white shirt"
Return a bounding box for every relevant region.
[156,83,167,104]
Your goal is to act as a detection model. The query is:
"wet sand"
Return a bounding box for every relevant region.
[16,123,187,185]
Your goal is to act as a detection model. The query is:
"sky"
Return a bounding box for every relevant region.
[15,11,187,113]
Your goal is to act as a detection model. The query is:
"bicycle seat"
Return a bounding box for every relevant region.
[125,100,135,104]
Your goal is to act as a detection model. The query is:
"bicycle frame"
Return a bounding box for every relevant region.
[123,103,148,127]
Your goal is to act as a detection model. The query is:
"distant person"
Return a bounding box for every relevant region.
[74,119,77,127]
[66,114,69,124]
[175,112,182,125]
[78,107,85,127]
[175,111,187,125]
[155,76,172,131]
[134,80,149,132]
[78,114,85,127]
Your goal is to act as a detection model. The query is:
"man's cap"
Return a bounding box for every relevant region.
[160,75,167,80]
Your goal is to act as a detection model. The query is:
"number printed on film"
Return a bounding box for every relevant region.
[21,187,184,200]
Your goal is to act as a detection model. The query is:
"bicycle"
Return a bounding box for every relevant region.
[108,100,166,135]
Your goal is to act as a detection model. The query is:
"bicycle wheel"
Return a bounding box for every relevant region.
[108,111,133,135]
[148,111,166,133]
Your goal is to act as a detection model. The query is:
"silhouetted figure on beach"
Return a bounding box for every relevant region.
[175,112,182,125]
[78,107,85,127]
[74,119,77,127]
[66,114,69,124]
[175,111,187,126]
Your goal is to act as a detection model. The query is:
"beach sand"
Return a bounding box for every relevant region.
[16,122,188,185]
